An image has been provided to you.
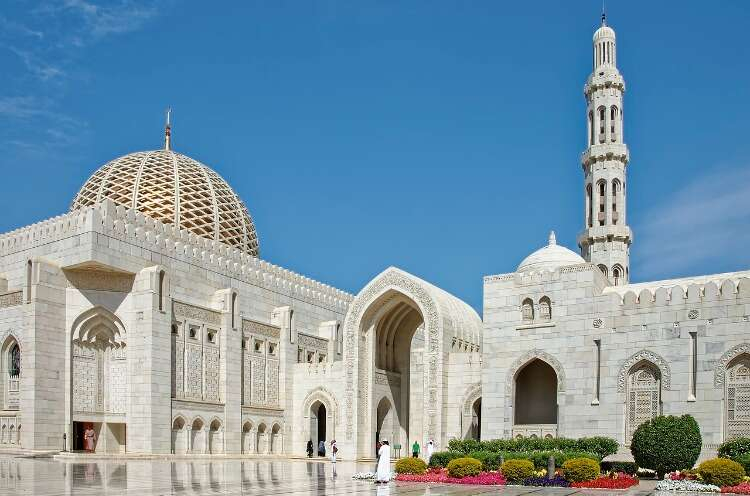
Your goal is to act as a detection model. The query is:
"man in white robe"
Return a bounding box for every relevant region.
[375,440,391,483]
[425,439,434,463]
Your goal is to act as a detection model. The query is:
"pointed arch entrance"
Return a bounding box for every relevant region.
[507,351,565,439]
[342,267,482,458]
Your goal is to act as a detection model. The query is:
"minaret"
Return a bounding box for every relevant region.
[577,13,632,286]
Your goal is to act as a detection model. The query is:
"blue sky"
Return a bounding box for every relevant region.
[1,1,749,312]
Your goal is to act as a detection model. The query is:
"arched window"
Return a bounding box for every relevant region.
[521,298,534,322]
[598,107,606,143]
[586,184,593,227]
[611,180,620,225]
[612,265,623,286]
[539,297,551,321]
[8,344,20,378]
[610,106,618,141]
[597,264,608,278]
[726,355,750,439]
[626,362,661,441]
[598,180,606,226]
[231,292,237,329]
[588,111,594,146]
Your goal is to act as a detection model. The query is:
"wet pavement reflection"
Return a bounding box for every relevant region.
[0,455,719,495]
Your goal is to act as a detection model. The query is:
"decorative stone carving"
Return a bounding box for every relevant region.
[688,309,700,320]
[715,344,750,388]
[65,270,135,292]
[242,319,280,339]
[204,347,220,402]
[173,301,221,326]
[0,291,22,308]
[298,332,328,351]
[593,318,604,328]
[617,350,671,392]
[462,383,482,416]
[505,350,567,397]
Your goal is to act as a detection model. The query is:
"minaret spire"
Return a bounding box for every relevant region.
[164,107,172,151]
[601,0,606,26]
[577,16,632,286]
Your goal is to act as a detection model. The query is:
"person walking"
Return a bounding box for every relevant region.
[306,440,314,458]
[330,439,338,463]
[426,439,434,463]
[411,440,420,458]
[375,440,391,483]
[318,439,326,457]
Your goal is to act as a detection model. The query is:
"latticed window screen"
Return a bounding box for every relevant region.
[627,363,660,441]
[727,357,750,439]
[71,150,260,256]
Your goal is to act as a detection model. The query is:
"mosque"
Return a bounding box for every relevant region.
[1,17,749,459]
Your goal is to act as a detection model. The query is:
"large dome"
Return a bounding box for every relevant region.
[517,232,585,273]
[71,149,260,257]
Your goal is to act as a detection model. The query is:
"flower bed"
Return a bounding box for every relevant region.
[655,479,721,492]
[722,482,750,494]
[523,475,570,487]
[395,467,506,485]
[571,473,638,489]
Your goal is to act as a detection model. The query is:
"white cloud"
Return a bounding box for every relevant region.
[634,165,750,278]
[10,48,66,81]
[62,0,159,39]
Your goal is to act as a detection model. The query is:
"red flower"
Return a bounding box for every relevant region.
[571,473,639,489]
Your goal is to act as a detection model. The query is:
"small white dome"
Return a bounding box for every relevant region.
[517,231,586,273]
[593,24,615,41]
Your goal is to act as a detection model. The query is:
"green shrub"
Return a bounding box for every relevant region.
[562,457,600,482]
[428,451,463,468]
[600,461,638,475]
[499,450,600,468]
[500,459,535,482]
[467,451,504,471]
[719,438,750,459]
[733,453,750,475]
[446,457,482,478]
[446,436,618,459]
[394,457,427,475]
[631,414,702,477]
[698,458,745,487]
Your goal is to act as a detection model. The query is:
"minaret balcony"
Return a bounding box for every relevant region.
[577,225,633,247]
[581,143,629,167]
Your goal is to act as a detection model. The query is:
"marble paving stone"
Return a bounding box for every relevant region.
[0,456,725,496]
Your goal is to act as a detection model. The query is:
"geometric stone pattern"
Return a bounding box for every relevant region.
[617,349,671,392]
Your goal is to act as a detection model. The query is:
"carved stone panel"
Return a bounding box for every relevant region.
[185,344,202,400]
[204,347,220,402]
[242,319,281,339]
[173,301,221,326]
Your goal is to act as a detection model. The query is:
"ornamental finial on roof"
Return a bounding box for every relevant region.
[549,231,557,246]
[601,0,607,26]
[164,107,172,151]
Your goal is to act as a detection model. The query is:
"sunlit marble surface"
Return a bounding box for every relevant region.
[0,455,717,496]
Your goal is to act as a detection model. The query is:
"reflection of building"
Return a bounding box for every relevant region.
[1,15,749,459]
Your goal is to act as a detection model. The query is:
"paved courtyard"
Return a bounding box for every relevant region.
[0,454,723,496]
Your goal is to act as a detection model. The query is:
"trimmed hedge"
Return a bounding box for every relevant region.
[429,449,599,469]
[446,457,482,478]
[600,461,638,475]
[394,457,427,475]
[697,458,745,487]
[447,436,618,460]
[562,457,600,483]
[631,414,702,477]
[501,459,535,482]
[719,438,750,460]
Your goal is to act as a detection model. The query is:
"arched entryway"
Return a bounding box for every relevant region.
[208,419,223,454]
[342,267,483,458]
[242,421,254,454]
[461,384,482,440]
[469,398,482,440]
[172,417,187,454]
[513,358,558,438]
[310,401,327,455]
[190,418,205,454]
[256,423,267,454]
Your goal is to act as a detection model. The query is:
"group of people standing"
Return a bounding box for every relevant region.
[306,439,338,462]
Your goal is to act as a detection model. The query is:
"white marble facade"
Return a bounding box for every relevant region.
[0,18,748,459]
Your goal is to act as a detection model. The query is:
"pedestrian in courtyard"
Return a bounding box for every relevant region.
[330,439,338,463]
[318,439,326,456]
[375,440,391,483]
[426,439,434,463]
[411,440,420,458]
[306,440,313,457]
[83,425,96,452]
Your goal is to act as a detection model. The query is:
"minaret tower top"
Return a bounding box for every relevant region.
[577,15,632,286]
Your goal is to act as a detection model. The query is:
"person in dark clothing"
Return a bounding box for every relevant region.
[318,440,326,456]
[306,440,313,458]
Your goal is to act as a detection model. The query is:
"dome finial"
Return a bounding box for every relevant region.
[601,0,607,26]
[549,230,557,246]
[164,107,172,151]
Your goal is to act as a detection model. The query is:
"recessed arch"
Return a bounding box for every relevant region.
[725,353,750,439]
[461,383,482,440]
[617,350,671,392]
[715,344,750,388]
[71,306,127,348]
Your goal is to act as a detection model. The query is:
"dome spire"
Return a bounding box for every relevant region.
[601,0,607,26]
[549,230,557,246]
[164,107,172,151]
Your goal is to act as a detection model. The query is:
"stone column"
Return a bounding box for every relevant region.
[215,288,241,453]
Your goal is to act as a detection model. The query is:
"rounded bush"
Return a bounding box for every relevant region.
[719,438,750,459]
[600,461,638,475]
[394,457,427,475]
[501,459,535,482]
[733,453,750,475]
[631,414,702,477]
[562,457,600,482]
[446,457,482,478]
[467,451,503,471]
[698,458,745,487]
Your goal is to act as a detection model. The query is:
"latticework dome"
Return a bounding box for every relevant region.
[71,150,260,256]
